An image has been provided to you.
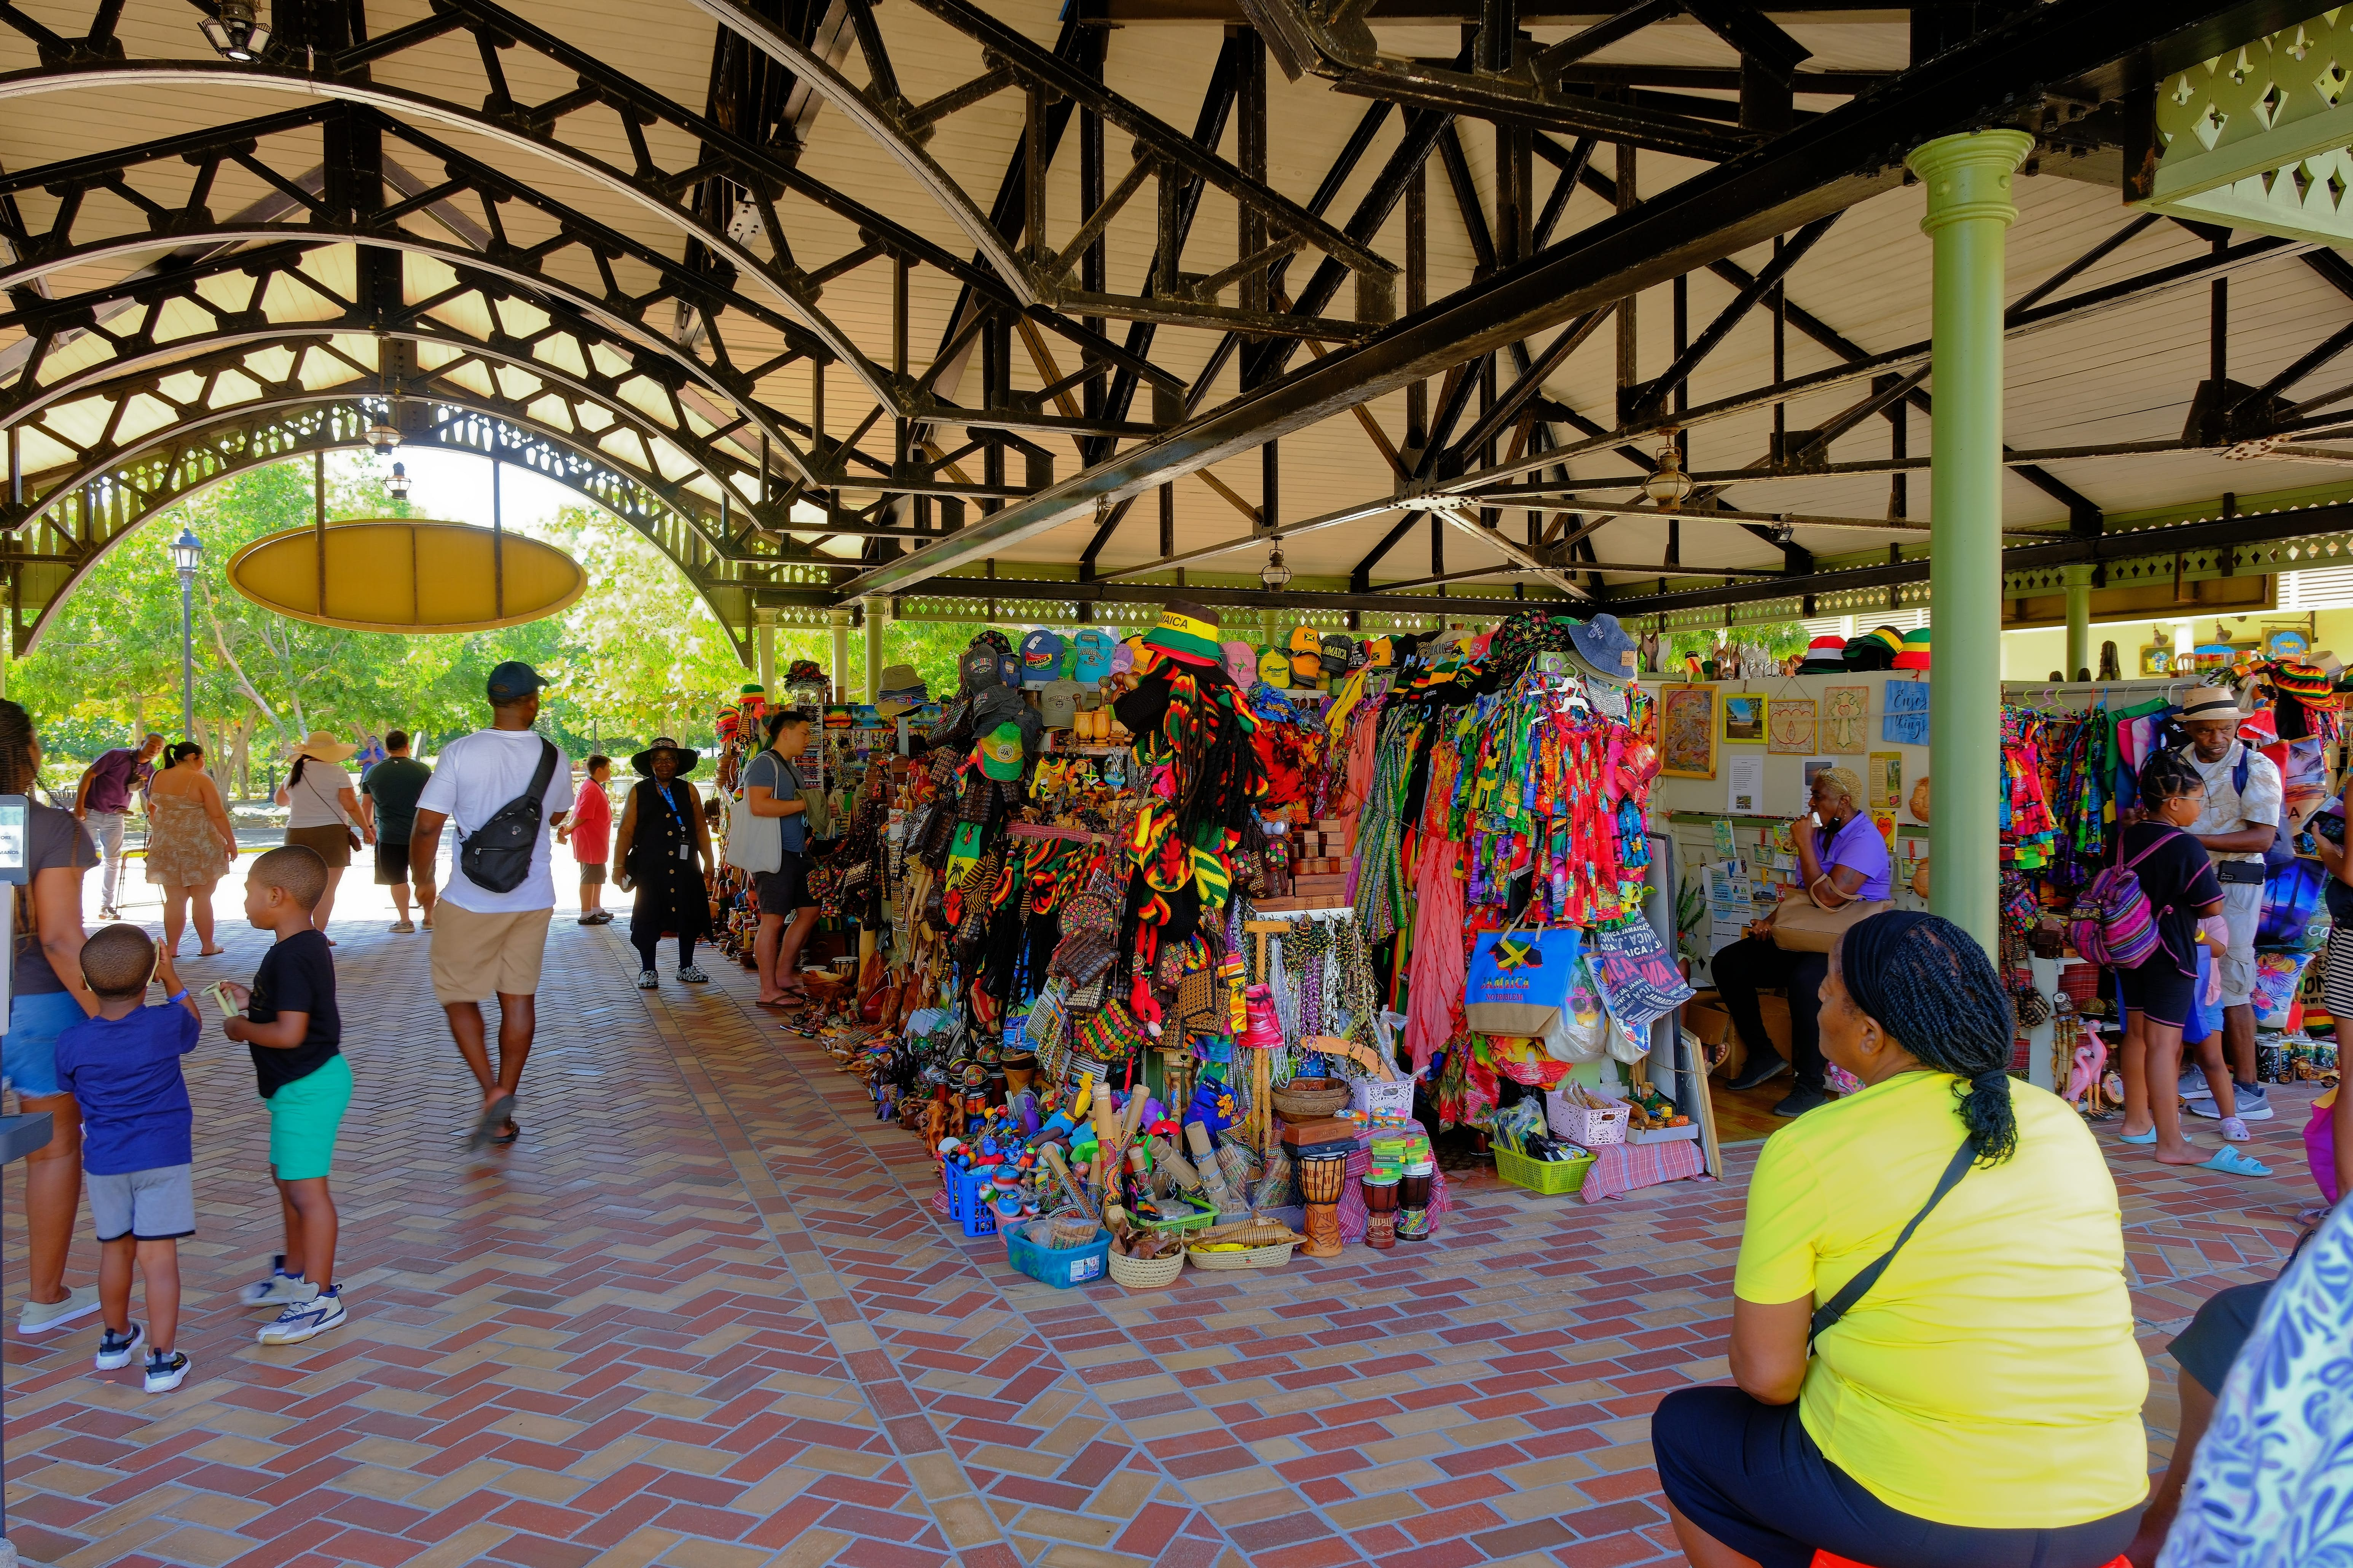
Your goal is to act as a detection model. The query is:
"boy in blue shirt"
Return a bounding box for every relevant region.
[55,923,201,1393]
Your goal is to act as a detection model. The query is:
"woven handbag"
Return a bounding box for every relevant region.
[1074,998,1146,1066]
[1176,968,1234,1037]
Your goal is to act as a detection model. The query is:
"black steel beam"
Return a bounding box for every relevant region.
[896,575,1572,613]
[835,0,2290,600]
[1607,501,2353,616]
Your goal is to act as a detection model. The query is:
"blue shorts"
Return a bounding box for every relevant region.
[3,990,88,1099]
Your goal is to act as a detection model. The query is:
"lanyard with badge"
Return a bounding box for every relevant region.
[654,781,692,861]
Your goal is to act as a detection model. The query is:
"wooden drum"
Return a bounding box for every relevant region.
[1298,1152,1349,1205]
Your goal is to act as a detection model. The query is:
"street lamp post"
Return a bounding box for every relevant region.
[170,527,202,739]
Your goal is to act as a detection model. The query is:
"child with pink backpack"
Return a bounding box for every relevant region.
[2103,752,2269,1175]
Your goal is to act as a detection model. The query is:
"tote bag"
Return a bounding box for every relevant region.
[723,753,784,875]
[1465,912,1580,1037]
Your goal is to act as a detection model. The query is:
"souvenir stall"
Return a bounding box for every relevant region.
[782,605,1495,1288]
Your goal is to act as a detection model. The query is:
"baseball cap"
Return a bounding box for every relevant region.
[487,660,549,703]
[960,644,1003,695]
[1041,679,1083,730]
[1072,627,1116,683]
[1019,629,1066,688]
[1318,632,1353,676]
[1257,646,1290,688]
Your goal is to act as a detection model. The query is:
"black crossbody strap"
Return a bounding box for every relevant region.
[526,738,557,809]
[1806,1139,1975,1354]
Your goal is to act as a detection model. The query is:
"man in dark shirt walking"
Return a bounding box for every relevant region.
[360,731,435,934]
[75,732,163,919]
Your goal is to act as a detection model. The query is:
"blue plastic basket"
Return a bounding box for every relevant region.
[1005,1224,1111,1288]
[953,1166,1000,1237]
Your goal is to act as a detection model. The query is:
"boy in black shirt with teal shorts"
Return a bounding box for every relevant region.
[220,846,350,1345]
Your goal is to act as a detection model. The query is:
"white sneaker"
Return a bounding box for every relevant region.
[238,1256,319,1308]
[143,1350,190,1393]
[94,1322,144,1369]
[19,1284,100,1337]
[258,1287,346,1345]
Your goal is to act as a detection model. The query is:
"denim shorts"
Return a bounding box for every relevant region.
[4,990,90,1100]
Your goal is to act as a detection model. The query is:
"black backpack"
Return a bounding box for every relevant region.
[458,738,558,894]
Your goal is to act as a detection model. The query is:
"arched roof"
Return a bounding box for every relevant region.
[3,0,2348,640]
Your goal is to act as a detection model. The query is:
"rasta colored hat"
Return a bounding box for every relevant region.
[1892,626,1932,670]
[2275,659,2336,701]
[1144,600,1222,666]
[1797,634,1849,674]
[1843,625,1905,671]
[976,721,1026,782]
[631,736,701,777]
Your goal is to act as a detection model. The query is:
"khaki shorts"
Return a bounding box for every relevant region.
[285,824,352,868]
[429,901,553,1003]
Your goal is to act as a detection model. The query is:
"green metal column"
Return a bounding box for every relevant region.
[1908,129,2032,956]
[754,607,776,693]
[2062,563,2095,678]
[864,600,886,704]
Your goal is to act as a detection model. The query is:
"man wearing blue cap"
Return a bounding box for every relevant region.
[409,661,575,1151]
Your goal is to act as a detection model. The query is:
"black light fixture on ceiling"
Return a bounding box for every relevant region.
[199,0,271,60]
[1260,542,1292,592]
[388,461,410,500]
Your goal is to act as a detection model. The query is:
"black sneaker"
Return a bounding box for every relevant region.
[94,1322,144,1370]
[1728,1053,1790,1091]
[1772,1087,1831,1119]
[143,1348,190,1393]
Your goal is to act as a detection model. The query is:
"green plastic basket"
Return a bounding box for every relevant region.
[1493,1145,1597,1196]
[1138,1194,1219,1233]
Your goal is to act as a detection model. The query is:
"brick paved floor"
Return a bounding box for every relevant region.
[0,871,2320,1567]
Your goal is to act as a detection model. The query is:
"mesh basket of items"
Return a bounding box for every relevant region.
[1488,1098,1597,1196]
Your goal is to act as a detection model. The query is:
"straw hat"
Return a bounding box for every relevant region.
[287,730,357,763]
[2178,682,2253,725]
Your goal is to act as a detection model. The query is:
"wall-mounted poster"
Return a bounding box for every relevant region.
[1822,685,1869,754]
[1723,693,1768,744]
[1768,698,1817,754]
[1882,680,1930,745]
[1868,751,1903,809]
[1801,757,1839,805]
[1661,684,1719,778]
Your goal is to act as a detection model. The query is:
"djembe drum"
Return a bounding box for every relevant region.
[1396,1163,1435,1241]
[1298,1152,1347,1257]
[1362,1174,1400,1249]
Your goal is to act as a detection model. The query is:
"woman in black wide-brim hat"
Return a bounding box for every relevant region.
[611,738,714,989]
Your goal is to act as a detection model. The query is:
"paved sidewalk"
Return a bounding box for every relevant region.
[0,880,2319,1567]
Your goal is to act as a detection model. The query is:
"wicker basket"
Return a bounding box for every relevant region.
[1109,1247,1186,1289]
[1544,1090,1631,1147]
[1271,1078,1352,1121]
[1187,1240,1297,1271]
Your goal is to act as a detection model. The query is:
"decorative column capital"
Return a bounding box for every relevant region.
[827,606,852,628]
[753,606,778,627]
[1907,129,2034,236]
[2060,562,2098,588]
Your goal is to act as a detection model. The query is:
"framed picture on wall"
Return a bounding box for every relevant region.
[1661,684,1719,778]
[1722,693,1768,744]
[1868,751,1903,809]
[1769,698,1817,754]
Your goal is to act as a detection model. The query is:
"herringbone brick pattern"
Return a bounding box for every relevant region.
[0,870,2323,1566]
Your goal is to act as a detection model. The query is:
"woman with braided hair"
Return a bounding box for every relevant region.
[1652,912,2147,1568]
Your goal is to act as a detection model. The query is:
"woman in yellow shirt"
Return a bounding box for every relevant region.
[1652,911,2147,1568]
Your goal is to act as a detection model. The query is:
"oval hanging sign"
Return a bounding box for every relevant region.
[225,519,586,633]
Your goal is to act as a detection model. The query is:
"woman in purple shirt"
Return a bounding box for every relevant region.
[1714,766,1892,1118]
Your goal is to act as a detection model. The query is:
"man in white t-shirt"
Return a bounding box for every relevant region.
[2175,682,2284,1123]
[408,662,574,1149]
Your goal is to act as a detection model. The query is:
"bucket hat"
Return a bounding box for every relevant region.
[1144,601,1221,666]
[1567,613,1639,683]
[1797,634,1848,674]
[1892,626,1932,671]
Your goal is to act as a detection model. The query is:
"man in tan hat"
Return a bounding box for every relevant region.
[2171,681,2283,1123]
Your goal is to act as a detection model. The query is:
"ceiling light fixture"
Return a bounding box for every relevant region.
[1643,431,1694,507]
[388,461,410,500]
[199,0,271,61]
[1260,542,1292,591]
[364,418,400,455]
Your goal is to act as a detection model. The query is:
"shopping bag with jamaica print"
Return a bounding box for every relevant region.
[1465,908,1581,1037]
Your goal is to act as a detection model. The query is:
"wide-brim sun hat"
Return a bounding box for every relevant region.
[631,736,701,777]
[288,730,358,763]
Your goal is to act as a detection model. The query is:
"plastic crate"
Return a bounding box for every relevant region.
[1492,1146,1597,1196]
[944,1165,999,1237]
[1005,1224,1111,1288]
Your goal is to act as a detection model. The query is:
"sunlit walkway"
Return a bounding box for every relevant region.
[0,868,2312,1568]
